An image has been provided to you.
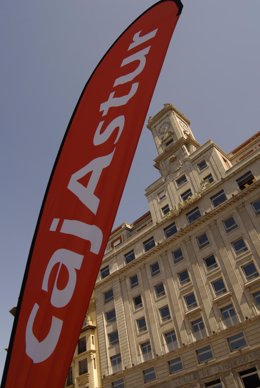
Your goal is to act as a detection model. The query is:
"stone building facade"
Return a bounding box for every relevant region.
[66,104,260,388]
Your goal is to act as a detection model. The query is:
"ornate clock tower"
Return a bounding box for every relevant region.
[147,104,199,177]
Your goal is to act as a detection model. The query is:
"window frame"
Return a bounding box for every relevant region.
[143,367,156,383]
[124,249,135,264]
[136,317,147,333]
[178,269,190,285]
[130,274,138,288]
[210,190,227,207]
[77,336,87,354]
[105,308,116,323]
[108,330,119,345]
[196,345,213,364]
[227,332,247,352]
[150,261,160,277]
[159,305,171,322]
[241,262,259,281]
[164,222,177,238]
[223,216,238,232]
[168,357,183,374]
[203,254,218,271]
[184,292,198,310]
[181,188,193,201]
[78,358,88,375]
[133,295,143,310]
[186,207,201,223]
[176,174,187,187]
[100,265,110,279]
[154,282,165,298]
[196,233,209,249]
[143,236,155,252]
[251,199,260,215]
[197,160,208,171]
[211,278,227,296]
[104,289,114,303]
[232,238,248,255]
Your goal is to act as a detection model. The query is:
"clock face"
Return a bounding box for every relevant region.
[158,122,170,135]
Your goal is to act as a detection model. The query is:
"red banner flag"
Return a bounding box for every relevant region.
[2,1,183,387]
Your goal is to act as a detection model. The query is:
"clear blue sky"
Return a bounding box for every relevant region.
[1,0,259,378]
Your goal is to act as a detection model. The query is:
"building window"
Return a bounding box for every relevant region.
[124,250,135,264]
[203,254,218,271]
[78,359,88,375]
[159,305,171,321]
[108,331,119,345]
[242,262,259,281]
[104,289,114,303]
[197,233,209,248]
[154,282,165,298]
[130,274,139,288]
[150,262,160,276]
[158,190,166,201]
[236,170,255,190]
[223,216,238,232]
[204,379,223,388]
[161,204,170,216]
[112,379,124,388]
[186,207,201,223]
[110,354,122,372]
[252,290,260,308]
[100,265,110,279]
[140,341,152,361]
[176,174,187,187]
[181,188,193,201]
[133,295,143,310]
[203,174,214,184]
[196,345,213,363]
[164,222,177,238]
[178,269,190,285]
[77,337,86,354]
[168,357,183,374]
[220,304,238,327]
[184,292,198,309]
[197,160,208,171]
[143,237,155,252]
[210,190,227,207]
[136,317,147,333]
[211,278,227,296]
[191,318,206,340]
[106,309,116,323]
[172,248,184,263]
[232,238,248,255]
[65,367,73,386]
[164,330,177,351]
[143,367,156,383]
[239,367,260,388]
[227,332,247,351]
[251,199,260,215]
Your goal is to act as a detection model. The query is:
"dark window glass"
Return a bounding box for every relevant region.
[191,318,206,339]
[137,317,147,332]
[220,304,238,327]
[252,199,260,214]
[203,255,218,271]
[150,262,160,276]
[232,238,248,255]
[223,216,237,232]
[124,250,135,264]
[164,222,177,238]
[181,188,193,201]
[79,359,88,375]
[242,262,259,280]
[105,309,116,323]
[178,269,190,285]
[212,278,227,296]
[164,330,177,351]
[176,174,187,186]
[172,248,183,263]
[133,295,143,310]
[108,331,119,345]
[186,207,201,223]
[143,367,156,383]
[130,274,138,288]
[65,367,73,386]
[100,265,110,279]
[168,357,183,374]
[184,292,197,309]
[197,160,207,171]
[140,341,152,361]
[158,190,166,201]
[239,367,260,388]
[252,290,260,307]
[154,282,165,298]
[104,289,114,303]
[112,379,124,388]
[210,190,227,207]
[204,379,222,388]
[143,237,155,252]
[77,337,86,354]
[110,354,121,372]
[236,171,255,190]
[227,332,247,351]
[159,305,171,321]
[203,174,214,184]
[197,233,209,248]
[161,204,170,215]
[196,345,213,363]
